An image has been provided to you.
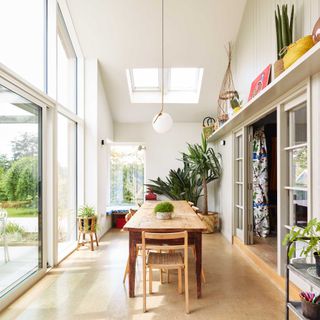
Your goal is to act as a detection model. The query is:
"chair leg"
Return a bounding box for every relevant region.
[160,269,163,284]
[89,233,94,251]
[149,267,153,294]
[178,268,182,294]
[184,268,189,314]
[95,232,99,246]
[167,269,170,283]
[123,256,129,284]
[201,268,206,283]
[82,233,85,245]
[143,262,147,312]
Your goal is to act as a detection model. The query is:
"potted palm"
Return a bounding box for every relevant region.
[154,201,174,220]
[183,134,221,232]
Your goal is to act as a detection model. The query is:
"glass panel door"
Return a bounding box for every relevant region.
[234,130,246,242]
[0,85,42,297]
[57,114,77,260]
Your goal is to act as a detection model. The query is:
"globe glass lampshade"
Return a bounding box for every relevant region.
[152,112,173,133]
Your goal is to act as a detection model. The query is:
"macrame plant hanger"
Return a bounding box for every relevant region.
[217,42,237,124]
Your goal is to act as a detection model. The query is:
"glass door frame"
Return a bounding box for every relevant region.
[233,127,250,243]
[0,67,53,310]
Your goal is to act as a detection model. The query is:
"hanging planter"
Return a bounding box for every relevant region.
[217,43,237,126]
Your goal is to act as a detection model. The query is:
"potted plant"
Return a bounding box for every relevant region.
[183,134,221,232]
[154,201,174,220]
[283,218,320,276]
[146,156,203,205]
[274,4,294,78]
[78,205,98,231]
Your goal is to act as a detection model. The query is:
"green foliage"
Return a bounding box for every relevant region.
[275,4,294,59]
[183,134,221,214]
[11,133,38,161]
[4,221,26,235]
[4,157,38,201]
[6,207,38,218]
[146,157,203,205]
[154,202,174,213]
[283,218,320,259]
[78,205,96,217]
[183,134,221,183]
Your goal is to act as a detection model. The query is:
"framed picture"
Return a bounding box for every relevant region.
[248,64,271,101]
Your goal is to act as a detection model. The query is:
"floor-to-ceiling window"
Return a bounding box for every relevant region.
[0,0,46,90]
[0,85,42,297]
[56,6,78,260]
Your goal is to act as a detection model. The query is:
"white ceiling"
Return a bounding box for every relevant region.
[66,0,247,123]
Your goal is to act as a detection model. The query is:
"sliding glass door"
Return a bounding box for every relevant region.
[0,84,42,297]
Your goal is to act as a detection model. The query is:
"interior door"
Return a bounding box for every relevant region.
[233,129,247,242]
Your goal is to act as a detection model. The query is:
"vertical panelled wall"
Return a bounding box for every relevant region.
[212,0,320,243]
[233,0,320,101]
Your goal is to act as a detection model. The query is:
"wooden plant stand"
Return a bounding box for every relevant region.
[77,216,99,251]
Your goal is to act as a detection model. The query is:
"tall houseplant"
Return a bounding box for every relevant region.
[146,157,203,205]
[183,134,221,215]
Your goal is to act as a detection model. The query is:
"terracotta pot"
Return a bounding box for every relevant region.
[312,17,320,44]
[274,59,284,78]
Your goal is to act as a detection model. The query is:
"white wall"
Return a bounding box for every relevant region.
[213,0,320,244]
[84,59,114,237]
[234,0,320,102]
[114,122,202,195]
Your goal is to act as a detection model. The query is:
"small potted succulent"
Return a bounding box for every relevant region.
[283,218,320,276]
[154,202,174,220]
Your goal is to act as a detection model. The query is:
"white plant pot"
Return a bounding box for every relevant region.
[156,211,173,220]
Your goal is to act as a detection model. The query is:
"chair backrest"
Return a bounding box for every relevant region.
[142,231,188,265]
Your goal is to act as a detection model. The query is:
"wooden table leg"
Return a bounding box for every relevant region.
[194,232,202,298]
[129,231,137,297]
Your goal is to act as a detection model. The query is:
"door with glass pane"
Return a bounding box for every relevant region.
[233,129,249,242]
[57,114,77,260]
[0,85,42,297]
[284,101,309,227]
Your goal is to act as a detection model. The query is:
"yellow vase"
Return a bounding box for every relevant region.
[283,35,314,69]
[233,106,241,113]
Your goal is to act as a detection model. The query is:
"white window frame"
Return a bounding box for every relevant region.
[278,83,311,275]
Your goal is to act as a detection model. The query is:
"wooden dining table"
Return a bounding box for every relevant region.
[123,200,207,299]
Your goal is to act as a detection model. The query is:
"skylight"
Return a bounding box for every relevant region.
[131,68,159,90]
[126,67,203,103]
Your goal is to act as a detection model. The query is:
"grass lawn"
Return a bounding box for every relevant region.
[6,207,38,218]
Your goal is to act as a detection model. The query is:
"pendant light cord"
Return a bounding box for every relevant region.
[153,0,164,124]
[161,0,164,114]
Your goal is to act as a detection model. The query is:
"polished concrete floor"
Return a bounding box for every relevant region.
[0,230,287,320]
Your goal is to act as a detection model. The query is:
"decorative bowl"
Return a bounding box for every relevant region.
[156,211,173,220]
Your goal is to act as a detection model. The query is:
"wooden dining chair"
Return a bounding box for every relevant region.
[142,231,189,314]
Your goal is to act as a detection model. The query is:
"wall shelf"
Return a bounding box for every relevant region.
[208,42,320,143]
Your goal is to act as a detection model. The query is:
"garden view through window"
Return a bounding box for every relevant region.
[110,145,145,206]
[0,85,42,297]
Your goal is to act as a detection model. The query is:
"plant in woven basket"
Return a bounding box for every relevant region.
[275,4,294,60]
[78,205,96,218]
[183,134,221,215]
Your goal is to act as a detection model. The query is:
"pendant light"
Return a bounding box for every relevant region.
[152,0,173,134]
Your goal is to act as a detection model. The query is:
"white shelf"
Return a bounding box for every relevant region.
[208,41,320,143]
